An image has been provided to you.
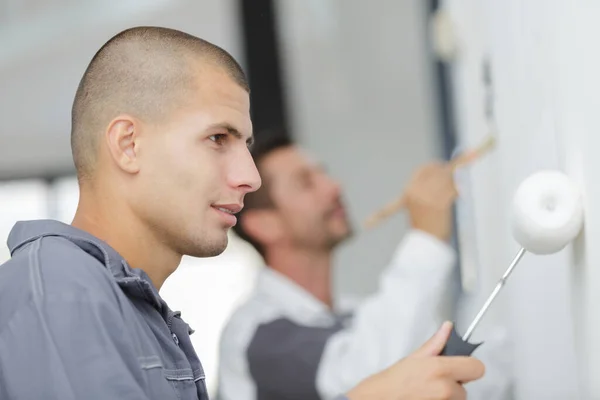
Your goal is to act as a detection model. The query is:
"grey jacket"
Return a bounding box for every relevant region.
[0,220,208,400]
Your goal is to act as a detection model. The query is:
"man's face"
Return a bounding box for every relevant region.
[132,67,261,258]
[261,146,352,250]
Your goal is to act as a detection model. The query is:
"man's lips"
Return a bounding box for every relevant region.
[212,203,243,214]
[211,203,243,227]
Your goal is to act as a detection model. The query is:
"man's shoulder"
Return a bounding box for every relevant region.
[0,235,118,301]
[226,290,283,326]
[220,292,282,351]
[0,235,125,337]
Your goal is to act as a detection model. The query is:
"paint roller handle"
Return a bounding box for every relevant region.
[439,324,482,356]
[439,248,525,357]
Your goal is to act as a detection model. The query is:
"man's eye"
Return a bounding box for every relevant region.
[209,134,227,145]
[297,174,313,189]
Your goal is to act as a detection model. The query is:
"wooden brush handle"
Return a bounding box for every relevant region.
[364,196,407,229]
[364,137,495,229]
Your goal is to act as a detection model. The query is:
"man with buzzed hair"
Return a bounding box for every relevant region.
[0,26,484,400]
[70,27,249,184]
[1,25,259,400]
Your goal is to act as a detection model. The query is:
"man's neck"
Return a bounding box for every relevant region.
[266,246,334,309]
[71,187,181,291]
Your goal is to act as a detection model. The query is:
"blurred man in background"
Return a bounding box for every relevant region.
[217,135,512,400]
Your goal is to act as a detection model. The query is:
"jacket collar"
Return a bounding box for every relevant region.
[8,219,165,312]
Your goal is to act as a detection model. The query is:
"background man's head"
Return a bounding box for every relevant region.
[71,26,260,258]
[233,135,352,260]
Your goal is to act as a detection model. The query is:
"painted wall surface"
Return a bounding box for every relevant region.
[444,1,600,398]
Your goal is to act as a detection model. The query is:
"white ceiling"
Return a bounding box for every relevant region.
[0,0,242,180]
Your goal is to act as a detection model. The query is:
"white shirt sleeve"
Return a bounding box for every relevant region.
[316,229,457,399]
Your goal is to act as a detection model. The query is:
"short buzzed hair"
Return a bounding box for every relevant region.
[71,26,248,182]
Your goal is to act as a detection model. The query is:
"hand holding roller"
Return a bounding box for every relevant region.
[441,170,584,356]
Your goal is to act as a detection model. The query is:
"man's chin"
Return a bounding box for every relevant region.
[329,226,353,248]
[185,236,229,258]
[344,226,355,240]
[339,218,354,237]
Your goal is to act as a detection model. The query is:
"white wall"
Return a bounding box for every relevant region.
[276,0,442,297]
[445,0,596,398]
[553,2,600,398]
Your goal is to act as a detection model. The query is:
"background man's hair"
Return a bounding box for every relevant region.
[233,133,293,258]
[71,26,248,182]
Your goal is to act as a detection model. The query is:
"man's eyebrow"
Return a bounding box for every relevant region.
[207,122,254,146]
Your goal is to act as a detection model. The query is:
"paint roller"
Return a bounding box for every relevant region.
[441,170,585,356]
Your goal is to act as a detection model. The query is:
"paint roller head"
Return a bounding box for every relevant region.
[511,170,584,255]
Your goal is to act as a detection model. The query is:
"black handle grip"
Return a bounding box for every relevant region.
[440,325,482,356]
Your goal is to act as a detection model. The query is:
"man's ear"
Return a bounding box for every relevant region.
[105,115,141,174]
[241,209,285,246]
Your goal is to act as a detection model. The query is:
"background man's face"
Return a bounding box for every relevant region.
[261,146,352,251]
